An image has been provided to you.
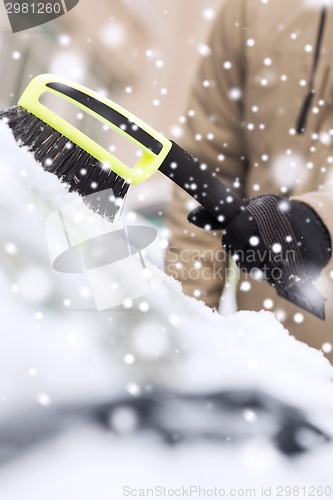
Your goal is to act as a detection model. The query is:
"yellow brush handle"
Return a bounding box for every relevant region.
[18,74,172,184]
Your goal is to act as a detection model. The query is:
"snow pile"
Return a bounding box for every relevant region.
[155,303,333,412]
[1,120,333,498]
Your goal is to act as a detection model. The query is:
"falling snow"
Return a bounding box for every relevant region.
[0,0,333,491]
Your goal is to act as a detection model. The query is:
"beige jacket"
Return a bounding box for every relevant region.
[166,0,333,307]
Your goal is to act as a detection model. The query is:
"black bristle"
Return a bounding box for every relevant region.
[1,106,130,220]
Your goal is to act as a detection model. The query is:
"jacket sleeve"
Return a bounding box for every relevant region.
[180,0,248,194]
[165,0,248,308]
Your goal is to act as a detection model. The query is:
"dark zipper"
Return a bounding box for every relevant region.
[296,4,328,134]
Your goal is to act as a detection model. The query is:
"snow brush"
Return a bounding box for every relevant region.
[0,74,326,320]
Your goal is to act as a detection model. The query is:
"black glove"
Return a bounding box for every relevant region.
[188,194,332,289]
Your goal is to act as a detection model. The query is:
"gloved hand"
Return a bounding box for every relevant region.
[188,194,332,289]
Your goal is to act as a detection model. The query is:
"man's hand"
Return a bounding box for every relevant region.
[188,194,332,289]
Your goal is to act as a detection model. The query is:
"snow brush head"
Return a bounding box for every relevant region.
[1,74,172,218]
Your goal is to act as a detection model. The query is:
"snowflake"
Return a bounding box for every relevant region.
[110,406,139,433]
[229,88,242,101]
[197,43,211,57]
[100,22,126,48]
[243,409,258,423]
[124,353,135,365]
[263,298,274,309]
[3,242,18,255]
[293,313,304,324]
[202,7,216,20]
[322,342,332,354]
[37,393,51,407]
[58,34,71,46]
[240,281,251,292]
[126,383,141,397]
[272,243,282,253]
[139,301,150,312]
[249,236,260,246]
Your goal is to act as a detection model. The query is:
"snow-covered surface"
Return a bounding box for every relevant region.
[1,120,333,498]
